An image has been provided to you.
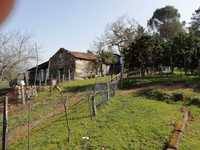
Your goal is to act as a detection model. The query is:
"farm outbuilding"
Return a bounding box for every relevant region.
[27,48,121,85]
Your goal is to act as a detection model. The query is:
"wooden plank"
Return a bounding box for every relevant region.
[167,108,190,150]
[168,131,183,149]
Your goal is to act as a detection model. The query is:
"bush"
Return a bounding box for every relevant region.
[172,93,184,101]
[121,79,137,89]
[187,97,200,107]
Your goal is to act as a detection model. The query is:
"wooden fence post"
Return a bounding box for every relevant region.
[88,95,93,120]
[107,82,110,101]
[91,95,97,117]
[21,86,26,104]
[63,98,71,143]
[27,100,31,150]
[2,96,8,150]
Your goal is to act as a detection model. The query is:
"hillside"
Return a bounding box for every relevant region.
[1,75,200,149]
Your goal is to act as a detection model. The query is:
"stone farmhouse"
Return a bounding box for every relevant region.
[27,48,121,85]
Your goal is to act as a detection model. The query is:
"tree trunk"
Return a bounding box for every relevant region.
[184,56,187,75]
[0,69,5,81]
[100,64,104,77]
[141,66,145,77]
[170,56,174,73]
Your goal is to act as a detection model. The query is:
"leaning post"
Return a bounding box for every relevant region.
[91,95,97,117]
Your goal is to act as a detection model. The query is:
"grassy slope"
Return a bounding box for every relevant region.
[9,94,182,150]
[0,77,108,131]
[4,75,200,149]
[156,88,200,150]
[180,105,200,150]
[140,87,200,149]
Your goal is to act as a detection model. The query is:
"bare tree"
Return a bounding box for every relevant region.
[92,37,108,76]
[104,16,141,53]
[92,16,141,78]
[0,32,36,81]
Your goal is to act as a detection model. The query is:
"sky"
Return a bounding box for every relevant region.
[1,0,200,63]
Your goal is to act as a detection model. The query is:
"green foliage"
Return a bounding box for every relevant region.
[172,93,184,101]
[121,74,200,89]
[171,32,200,73]
[141,87,200,107]
[124,30,200,75]
[124,33,163,75]
[190,7,200,36]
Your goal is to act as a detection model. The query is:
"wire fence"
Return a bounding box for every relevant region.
[89,79,119,118]
[0,77,119,149]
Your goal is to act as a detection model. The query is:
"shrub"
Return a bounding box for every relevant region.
[172,93,184,101]
[121,79,137,89]
[187,97,200,107]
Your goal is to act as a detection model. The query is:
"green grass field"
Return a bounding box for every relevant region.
[9,95,183,150]
[1,74,200,149]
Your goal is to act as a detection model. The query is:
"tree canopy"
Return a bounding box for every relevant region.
[0,32,37,81]
[92,5,200,76]
[191,7,200,36]
[148,5,184,40]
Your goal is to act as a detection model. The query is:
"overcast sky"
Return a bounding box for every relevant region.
[1,0,200,62]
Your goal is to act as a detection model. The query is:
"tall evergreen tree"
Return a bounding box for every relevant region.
[148,5,184,40]
[191,7,200,36]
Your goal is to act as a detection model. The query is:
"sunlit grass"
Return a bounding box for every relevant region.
[3,74,200,149]
[9,94,182,150]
